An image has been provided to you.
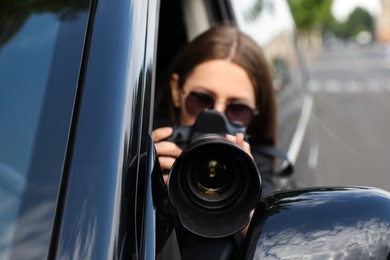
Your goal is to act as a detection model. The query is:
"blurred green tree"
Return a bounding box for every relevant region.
[345,7,373,36]
[287,0,333,32]
[323,7,373,39]
[287,0,333,49]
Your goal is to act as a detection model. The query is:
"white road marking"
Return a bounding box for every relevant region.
[308,79,390,93]
[326,80,342,93]
[345,80,362,93]
[308,142,319,170]
[309,57,389,72]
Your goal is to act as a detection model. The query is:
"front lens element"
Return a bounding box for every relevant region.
[195,159,232,195]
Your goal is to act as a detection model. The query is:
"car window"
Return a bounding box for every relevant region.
[0,4,89,259]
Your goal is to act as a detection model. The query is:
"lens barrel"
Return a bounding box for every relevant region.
[168,134,262,238]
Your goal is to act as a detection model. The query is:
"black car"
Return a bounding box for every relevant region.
[1,0,390,259]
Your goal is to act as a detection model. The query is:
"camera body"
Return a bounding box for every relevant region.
[167,110,247,149]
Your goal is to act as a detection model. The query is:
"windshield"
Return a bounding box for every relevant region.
[0,3,90,259]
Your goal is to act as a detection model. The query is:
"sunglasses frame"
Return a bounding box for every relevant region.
[182,90,258,126]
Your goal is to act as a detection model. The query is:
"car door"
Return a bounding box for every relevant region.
[0,0,167,259]
[53,0,162,259]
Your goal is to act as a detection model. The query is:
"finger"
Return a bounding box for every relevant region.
[152,127,173,142]
[159,156,176,171]
[163,174,169,185]
[243,143,253,159]
[236,133,245,147]
[155,141,182,157]
[225,134,236,143]
[229,133,253,159]
[241,141,253,159]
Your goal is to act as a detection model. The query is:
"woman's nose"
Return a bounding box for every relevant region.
[213,101,226,114]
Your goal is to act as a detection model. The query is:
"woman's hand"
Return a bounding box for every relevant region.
[226,132,254,237]
[225,133,253,159]
[152,127,182,173]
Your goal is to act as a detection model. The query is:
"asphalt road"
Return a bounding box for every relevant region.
[306,43,390,192]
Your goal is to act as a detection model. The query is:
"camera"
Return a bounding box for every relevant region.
[167,109,247,149]
[166,110,262,238]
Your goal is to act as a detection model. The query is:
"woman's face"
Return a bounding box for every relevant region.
[170,59,256,126]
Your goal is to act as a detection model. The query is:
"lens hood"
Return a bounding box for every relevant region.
[167,134,262,238]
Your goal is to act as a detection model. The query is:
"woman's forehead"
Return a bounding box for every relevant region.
[184,59,255,101]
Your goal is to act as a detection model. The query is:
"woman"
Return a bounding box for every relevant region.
[153,24,278,196]
[152,25,283,257]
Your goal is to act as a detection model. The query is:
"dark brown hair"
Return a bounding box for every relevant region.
[160,24,276,145]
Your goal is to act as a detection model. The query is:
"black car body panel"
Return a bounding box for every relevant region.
[1,0,390,259]
[242,187,390,259]
[1,2,91,259]
[54,0,159,258]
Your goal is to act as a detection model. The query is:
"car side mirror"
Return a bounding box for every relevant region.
[241,187,390,259]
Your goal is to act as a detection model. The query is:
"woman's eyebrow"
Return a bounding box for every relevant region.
[186,85,254,104]
[228,96,253,103]
[186,86,216,95]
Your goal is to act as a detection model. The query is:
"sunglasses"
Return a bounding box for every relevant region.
[184,91,258,126]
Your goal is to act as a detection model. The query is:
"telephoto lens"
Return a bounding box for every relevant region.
[167,134,262,238]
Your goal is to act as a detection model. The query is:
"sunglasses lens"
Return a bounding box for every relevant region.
[185,92,214,117]
[185,91,256,126]
[225,103,254,126]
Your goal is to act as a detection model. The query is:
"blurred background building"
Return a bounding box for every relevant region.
[376,0,390,44]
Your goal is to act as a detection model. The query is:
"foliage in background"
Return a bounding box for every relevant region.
[287,0,333,32]
[287,0,373,40]
[323,7,373,39]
